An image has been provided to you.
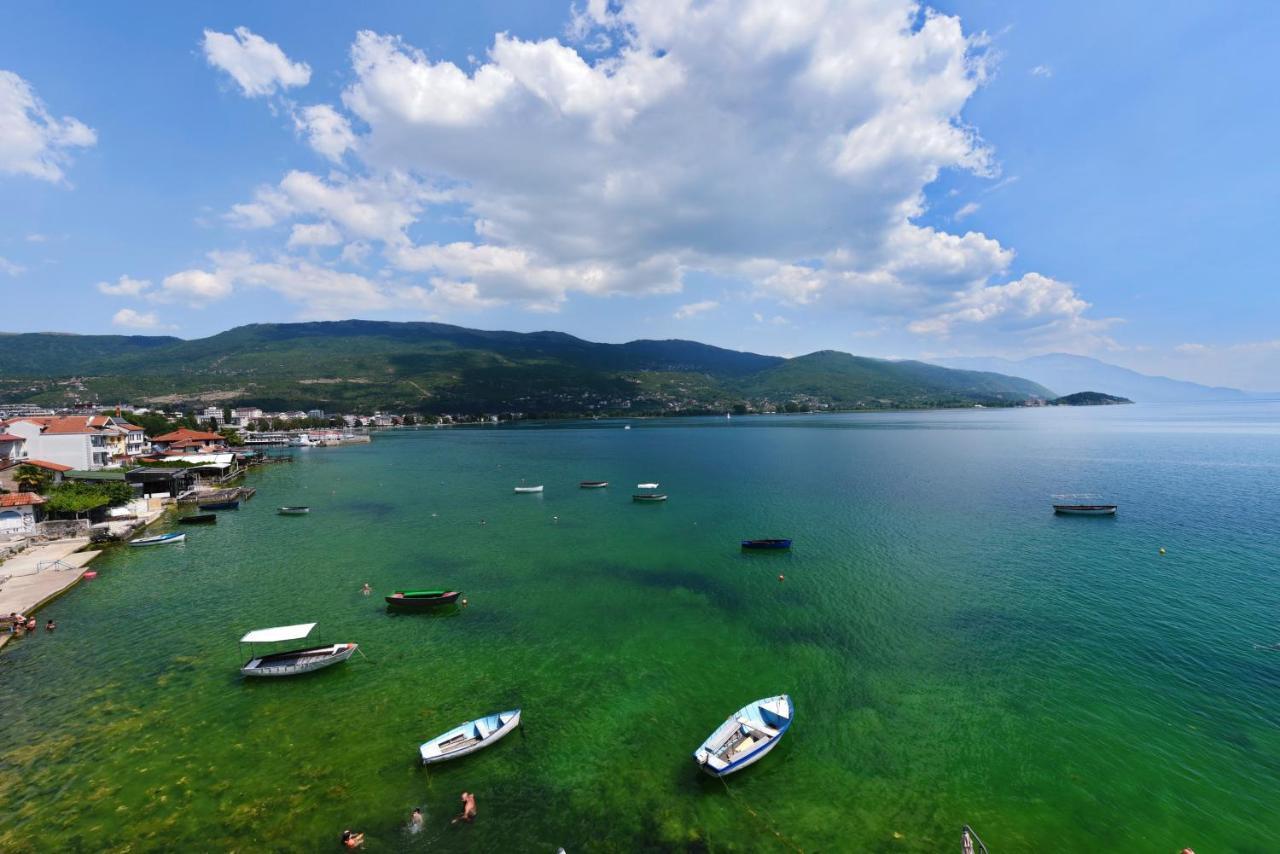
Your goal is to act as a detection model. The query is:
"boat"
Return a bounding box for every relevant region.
[178,513,217,525]
[636,482,659,489]
[129,532,186,547]
[419,709,521,765]
[623,425,631,430]
[741,538,792,550]
[962,825,990,854]
[278,506,310,515]
[238,622,357,677]
[1053,504,1117,516]
[579,481,609,488]
[385,589,461,609]
[198,500,240,511]
[693,694,793,777]
[633,493,668,502]
[514,485,544,493]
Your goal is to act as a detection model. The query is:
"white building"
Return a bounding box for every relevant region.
[0,493,45,538]
[201,406,224,426]
[0,416,116,470]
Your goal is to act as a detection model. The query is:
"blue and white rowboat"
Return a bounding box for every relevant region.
[129,532,186,547]
[693,694,792,776]
[419,709,521,765]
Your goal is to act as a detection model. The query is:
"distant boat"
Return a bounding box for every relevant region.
[386,589,461,609]
[579,481,608,488]
[178,513,216,525]
[514,485,544,493]
[238,622,356,677]
[278,506,310,515]
[129,532,185,547]
[694,694,793,777]
[623,425,631,430]
[1053,504,1117,516]
[637,482,659,489]
[419,709,521,765]
[741,538,792,550]
[633,493,668,502]
[198,500,239,511]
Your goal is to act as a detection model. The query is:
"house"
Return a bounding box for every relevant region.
[230,407,264,428]
[0,415,119,470]
[0,492,45,539]
[99,420,149,464]
[0,431,25,464]
[200,406,224,427]
[125,467,194,498]
[149,427,230,455]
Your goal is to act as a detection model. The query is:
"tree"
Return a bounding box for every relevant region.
[42,481,136,518]
[14,464,52,494]
[219,428,245,447]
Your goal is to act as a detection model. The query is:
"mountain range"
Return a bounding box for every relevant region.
[938,353,1260,403]
[0,321,1053,415]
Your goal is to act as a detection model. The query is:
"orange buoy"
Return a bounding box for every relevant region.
[83,571,98,579]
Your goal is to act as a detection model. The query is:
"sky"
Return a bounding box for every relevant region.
[2,1,1278,390]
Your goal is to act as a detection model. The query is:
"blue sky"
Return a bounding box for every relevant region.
[2,1,1277,389]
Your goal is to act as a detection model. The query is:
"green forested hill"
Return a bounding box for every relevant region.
[0,321,1053,414]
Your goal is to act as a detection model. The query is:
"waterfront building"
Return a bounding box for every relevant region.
[149,427,230,455]
[0,416,119,470]
[0,492,45,538]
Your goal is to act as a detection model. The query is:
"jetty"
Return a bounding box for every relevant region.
[0,538,100,651]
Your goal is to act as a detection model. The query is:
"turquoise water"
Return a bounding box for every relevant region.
[2,403,1279,852]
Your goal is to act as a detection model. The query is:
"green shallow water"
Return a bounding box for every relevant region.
[2,404,1279,852]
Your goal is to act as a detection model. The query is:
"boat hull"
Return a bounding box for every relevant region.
[241,642,357,677]
[278,507,310,515]
[420,709,521,764]
[513,486,544,493]
[129,533,185,547]
[1053,505,1117,516]
[198,501,240,511]
[633,494,667,502]
[742,539,792,550]
[178,514,217,525]
[386,591,460,608]
[579,481,608,488]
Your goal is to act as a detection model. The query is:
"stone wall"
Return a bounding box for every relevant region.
[35,519,90,540]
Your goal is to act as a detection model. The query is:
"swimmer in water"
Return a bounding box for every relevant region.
[361,583,371,595]
[410,808,423,831]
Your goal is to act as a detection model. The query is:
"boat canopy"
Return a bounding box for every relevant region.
[240,622,316,644]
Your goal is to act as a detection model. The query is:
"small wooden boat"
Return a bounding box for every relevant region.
[579,481,609,488]
[694,694,792,777]
[636,482,659,489]
[278,506,310,515]
[1053,504,1117,516]
[741,538,792,550]
[129,532,185,547]
[633,493,668,502]
[238,622,356,677]
[513,485,544,493]
[419,709,521,764]
[386,590,460,609]
[198,500,240,511]
[178,513,217,525]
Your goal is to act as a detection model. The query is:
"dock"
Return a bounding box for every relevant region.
[0,538,100,651]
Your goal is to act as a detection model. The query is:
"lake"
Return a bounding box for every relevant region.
[2,402,1278,852]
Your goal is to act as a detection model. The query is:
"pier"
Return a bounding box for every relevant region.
[0,539,100,651]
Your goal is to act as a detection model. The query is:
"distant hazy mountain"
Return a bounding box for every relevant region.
[938,353,1253,403]
[0,320,1052,414]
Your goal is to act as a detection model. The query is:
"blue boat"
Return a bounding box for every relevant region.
[129,532,186,547]
[419,709,521,765]
[198,500,239,511]
[741,538,792,550]
[693,695,792,776]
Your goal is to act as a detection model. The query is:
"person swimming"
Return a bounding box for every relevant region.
[451,791,476,824]
[360,583,371,595]
[340,829,364,848]
[410,808,423,832]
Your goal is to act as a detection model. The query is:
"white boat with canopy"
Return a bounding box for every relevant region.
[693,694,793,776]
[636,482,659,489]
[238,622,357,677]
[419,709,521,764]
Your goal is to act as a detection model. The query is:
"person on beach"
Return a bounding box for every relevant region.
[340,829,364,849]
[361,583,371,595]
[451,791,477,824]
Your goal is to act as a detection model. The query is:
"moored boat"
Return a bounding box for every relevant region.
[198,500,240,511]
[1053,504,1117,516]
[129,532,185,547]
[178,513,217,525]
[579,481,609,488]
[385,589,461,609]
[636,482,659,489]
[741,538,792,550]
[278,506,310,515]
[419,709,521,764]
[633,493,668,502]
[238,622,356,677]
[514,485,544,493]
[693,694,793,777]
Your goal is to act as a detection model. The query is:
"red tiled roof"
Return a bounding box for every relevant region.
[0,492,45,508]
[22,459,74,472]
[151,428,225,442]
[115,422,144,431]
[0,415,111,435]
[0,433,23,442]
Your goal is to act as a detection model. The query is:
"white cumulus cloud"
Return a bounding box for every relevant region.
[96,274,151,296]
[0,255,25,276]
[202,27,311,98]
[112,308,162,329]
[294,104,356,161]
[674,299,718,320]
[0,70,96,182]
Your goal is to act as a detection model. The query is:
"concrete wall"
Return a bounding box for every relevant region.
[0,506,37,537]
